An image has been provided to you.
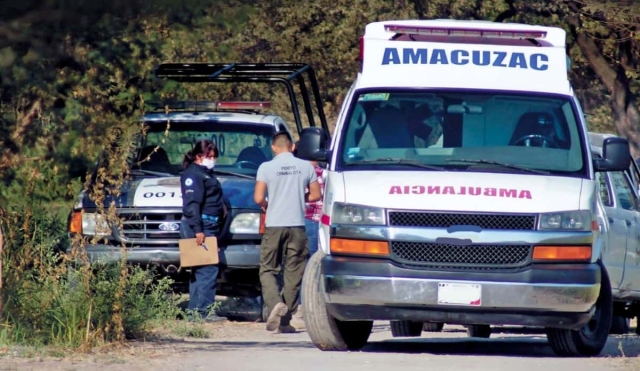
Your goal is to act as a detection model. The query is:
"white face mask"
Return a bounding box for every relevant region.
[201,158,216,169]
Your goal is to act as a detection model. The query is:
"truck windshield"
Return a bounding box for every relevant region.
[132,121,274,176]
[339,90,587,176]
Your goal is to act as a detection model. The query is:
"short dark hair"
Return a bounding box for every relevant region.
[272,130,293,148]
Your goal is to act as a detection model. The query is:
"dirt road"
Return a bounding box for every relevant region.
[3,320,640,371]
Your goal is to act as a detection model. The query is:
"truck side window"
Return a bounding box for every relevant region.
[595,172,613,207]
[610,171,639,211]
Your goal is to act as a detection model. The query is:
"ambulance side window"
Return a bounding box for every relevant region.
[595,171,613,207]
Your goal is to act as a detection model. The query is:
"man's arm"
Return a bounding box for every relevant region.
[305,180,321,203]
[254,181,268,210]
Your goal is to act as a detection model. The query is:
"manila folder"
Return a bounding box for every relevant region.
[179,236,219,267]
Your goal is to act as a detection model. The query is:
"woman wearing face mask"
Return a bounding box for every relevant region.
[180,139,227,322]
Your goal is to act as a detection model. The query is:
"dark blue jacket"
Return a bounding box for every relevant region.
[180,163,224,234]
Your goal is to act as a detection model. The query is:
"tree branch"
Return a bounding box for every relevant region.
[566,13,618,92]
[494,0,516,22]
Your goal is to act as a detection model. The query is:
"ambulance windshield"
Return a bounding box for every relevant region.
[340,90,586,176]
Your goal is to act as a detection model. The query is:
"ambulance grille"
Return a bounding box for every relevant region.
[388,212,536,231]
[390,242,532,269]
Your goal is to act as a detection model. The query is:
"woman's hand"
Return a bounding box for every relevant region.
[195,232,205,245]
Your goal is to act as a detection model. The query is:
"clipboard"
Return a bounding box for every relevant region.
[179,236,220,267]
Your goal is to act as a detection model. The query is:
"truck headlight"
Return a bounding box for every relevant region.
[538,210,592,231]
[82,212,111,236]
[332,202,386,225]
[230,213,260,234]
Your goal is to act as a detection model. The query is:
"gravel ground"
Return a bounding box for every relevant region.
[2,319,639,371]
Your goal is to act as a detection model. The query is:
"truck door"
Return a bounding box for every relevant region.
[609,170,640,292]
[598,171,628,289]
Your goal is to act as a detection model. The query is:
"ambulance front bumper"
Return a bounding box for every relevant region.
[321,225,600,330]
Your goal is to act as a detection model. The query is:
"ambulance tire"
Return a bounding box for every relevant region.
[609,316,630,334]
[466,324,491,338]
[302,252,373,351]
[390,321,423,337]
[546,262,612,357]
[423,322,445,332]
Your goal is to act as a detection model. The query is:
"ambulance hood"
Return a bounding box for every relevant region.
[341,171,584,213]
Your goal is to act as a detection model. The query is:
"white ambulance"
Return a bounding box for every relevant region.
[295,19,632,357]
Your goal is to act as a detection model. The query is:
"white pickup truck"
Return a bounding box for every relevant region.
[590,132,640,335]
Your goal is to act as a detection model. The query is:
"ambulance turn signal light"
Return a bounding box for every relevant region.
[532,246,592,262]
[330,238,389,256]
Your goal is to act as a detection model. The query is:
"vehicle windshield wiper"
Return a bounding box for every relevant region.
[347,158,446,171]
[130,169,175,177]
[445,159,550,175]
[212,170,256,180]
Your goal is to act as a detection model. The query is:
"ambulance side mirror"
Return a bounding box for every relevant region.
[594,137,631,172]
[296,127,331,162]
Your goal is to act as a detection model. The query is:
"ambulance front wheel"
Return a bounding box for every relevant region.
[302,252,373,351]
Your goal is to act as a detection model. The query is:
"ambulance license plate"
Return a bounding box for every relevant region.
[437,283,482,306]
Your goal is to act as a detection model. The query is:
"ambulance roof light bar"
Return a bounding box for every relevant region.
[384,24,547,40]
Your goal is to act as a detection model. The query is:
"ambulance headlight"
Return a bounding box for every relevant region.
[332,202,386,225]
[82,212,112,236]
[538,210,592,231]
[230,213,261,234]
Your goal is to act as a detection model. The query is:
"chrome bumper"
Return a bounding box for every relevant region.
[324,275,600,313]
[69,243,261,268]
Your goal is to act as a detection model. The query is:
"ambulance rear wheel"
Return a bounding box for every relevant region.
[423,322,445,332]
[303,252,373,351]
[467,324,491,338]
[390,321,423,337]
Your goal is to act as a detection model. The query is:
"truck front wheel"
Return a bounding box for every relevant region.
[302,252,373,351]
[545,263,612,357]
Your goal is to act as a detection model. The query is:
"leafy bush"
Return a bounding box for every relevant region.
[0,204,181,349]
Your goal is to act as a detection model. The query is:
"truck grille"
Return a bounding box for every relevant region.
[390,242,532,269]
[116,212,182,243]
[388,211,536,231]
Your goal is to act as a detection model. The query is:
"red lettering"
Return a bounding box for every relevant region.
[469,187,481,196]
[484,187,497,196]
[458,186,467,195]
[403,186,410,194]
[412,185,425,194]
[443,186,455,194]
[499,188,517,198]
[518,190,532,199]
[389,186,402,194]
[427,186,441,194]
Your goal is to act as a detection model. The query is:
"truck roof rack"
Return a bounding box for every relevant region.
[154,63,329,135]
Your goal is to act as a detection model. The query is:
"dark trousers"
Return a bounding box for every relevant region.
[259,226,309,326]
[180,219,220,318]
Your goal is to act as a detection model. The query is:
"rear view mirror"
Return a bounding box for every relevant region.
[594,137,631,172]
[295,127,330,162]
[447,104,483,114]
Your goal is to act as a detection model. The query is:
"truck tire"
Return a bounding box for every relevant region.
[609,315,630,334]
[423,322,445,332]
[390,321,423,337]
[546,263,613,357]
[467,324,491,338]
[302,252,373,351]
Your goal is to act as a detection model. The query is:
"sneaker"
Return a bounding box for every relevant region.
[266,302,288,331]
[290,308,306,330]
[203,314,227,323]
[278,325,297,334]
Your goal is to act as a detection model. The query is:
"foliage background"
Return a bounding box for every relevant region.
[0,0,638,347]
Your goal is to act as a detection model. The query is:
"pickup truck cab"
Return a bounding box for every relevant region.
[295,19,632,356]
[590,131,640,335]
[67,63,331,320]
